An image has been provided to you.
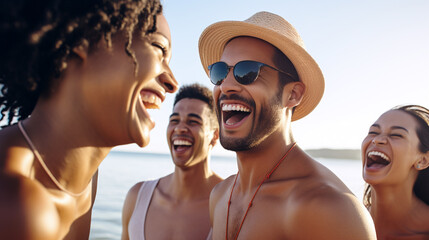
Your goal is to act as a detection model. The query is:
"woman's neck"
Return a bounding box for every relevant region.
[370,184,429,238]
[22,111,111,196]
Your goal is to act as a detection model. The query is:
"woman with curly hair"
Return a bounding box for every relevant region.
[0,0,178,239]
[362,105,429,239]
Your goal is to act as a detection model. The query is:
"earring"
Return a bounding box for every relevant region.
[416,164,421,169]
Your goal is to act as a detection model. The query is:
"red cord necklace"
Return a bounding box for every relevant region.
[225,142,296,240]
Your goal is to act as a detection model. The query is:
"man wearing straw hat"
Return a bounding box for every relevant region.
[199,11,376,239]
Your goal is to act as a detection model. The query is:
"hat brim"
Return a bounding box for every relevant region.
[199,20,324,121]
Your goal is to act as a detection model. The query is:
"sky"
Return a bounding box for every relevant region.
[117,0,429,156]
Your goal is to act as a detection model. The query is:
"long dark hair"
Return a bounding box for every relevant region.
[364,104,429,207]
[0,0,162,126]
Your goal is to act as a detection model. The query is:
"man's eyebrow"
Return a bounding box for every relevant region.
[169,113,179,118]
[371,124,381,128]
[169,113,202,120]
[188,113,202,120]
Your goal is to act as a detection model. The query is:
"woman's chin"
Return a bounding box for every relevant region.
[129,123,151,148]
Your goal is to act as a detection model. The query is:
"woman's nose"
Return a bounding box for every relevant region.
[158,64,178,93]
[372,134,387,145]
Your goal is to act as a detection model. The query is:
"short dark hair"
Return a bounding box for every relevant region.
[0,0,162,126]
[272,45,299,87]
[173,83,218,129]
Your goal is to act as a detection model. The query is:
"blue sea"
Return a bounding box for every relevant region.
[89,151,365,240]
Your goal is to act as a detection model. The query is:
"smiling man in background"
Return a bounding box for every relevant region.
[199,11,376,239]
[121,83,223,240]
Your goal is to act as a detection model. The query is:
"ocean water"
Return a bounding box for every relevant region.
[89,151,364,240]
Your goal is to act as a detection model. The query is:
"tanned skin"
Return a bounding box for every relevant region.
[0,14,178,240]
[209,37,376,240]
[362,110,429,239]
[122,97,223,240]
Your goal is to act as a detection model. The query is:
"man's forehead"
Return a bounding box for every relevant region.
[221,36,277,63]
[173,98,210,113]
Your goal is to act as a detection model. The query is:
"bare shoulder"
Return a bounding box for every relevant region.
[126,181,145,199]
[0,173,60,240]
[210,174,235,205]
[0,126,60,239]
[123,177,165,206]
[209,172,224,186]
[0,124,35,174]
[121,181,145,240]
[209,175,234,226]
[209,175,234,215]
[284,176,376,239]
[122,181,146,215]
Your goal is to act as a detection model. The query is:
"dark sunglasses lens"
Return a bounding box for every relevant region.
[234,61,260,85]
[209,62,229,85]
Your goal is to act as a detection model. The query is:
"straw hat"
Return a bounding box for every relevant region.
[198,11,324,121]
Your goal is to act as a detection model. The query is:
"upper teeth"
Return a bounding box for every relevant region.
[222,104,250,112]
[140,92,162,109]
[368,151,390,161]
[173,139,192,146]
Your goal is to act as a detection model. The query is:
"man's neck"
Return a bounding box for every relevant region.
[234,131,296,192]
[165,159,215,201]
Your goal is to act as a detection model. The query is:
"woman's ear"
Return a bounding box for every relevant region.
[282,82,305,108]
[415,152,429,170]
[72,40,89,61]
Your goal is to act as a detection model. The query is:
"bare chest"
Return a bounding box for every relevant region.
[214,191,290,240]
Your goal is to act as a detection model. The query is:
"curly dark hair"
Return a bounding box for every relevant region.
[173,83,218,129]
[0,0,162,126]
[364,104,429,207]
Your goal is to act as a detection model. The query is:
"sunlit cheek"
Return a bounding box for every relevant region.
[361,138,371,164]
[152,61,163,75]
[134,43,163,79]
[361,136,371,148]
[166,127,173,140]
[213,88,221,110]
[213,86,221,97]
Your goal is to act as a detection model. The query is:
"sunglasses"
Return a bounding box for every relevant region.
[208,60,297,86]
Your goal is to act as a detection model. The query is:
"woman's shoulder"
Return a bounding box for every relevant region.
[0,124,37,177]
[0,172,60,239]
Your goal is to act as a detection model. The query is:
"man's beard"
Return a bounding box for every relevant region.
[218,90,283,151]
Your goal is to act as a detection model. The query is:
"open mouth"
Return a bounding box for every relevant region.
[140,90,162,109]
[222,103,251,126]
[366,151,391,168]
[173,139,193,151]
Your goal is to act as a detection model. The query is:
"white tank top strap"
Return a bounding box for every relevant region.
[128,179,159,240]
